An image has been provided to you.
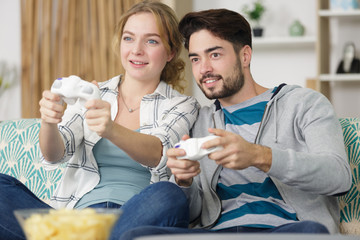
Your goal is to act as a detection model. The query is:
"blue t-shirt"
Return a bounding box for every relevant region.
[75,132,151,208]
[212,88,298,230]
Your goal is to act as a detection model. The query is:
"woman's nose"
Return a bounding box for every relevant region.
[131,41,144,55]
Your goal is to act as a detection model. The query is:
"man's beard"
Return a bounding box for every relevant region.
[198,58,244,100]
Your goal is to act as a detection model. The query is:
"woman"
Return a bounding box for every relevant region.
[0,1,199,239]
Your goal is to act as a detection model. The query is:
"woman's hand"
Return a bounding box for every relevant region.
[39,90,66,162]
[85,99,114,138]
[39,90,65,124]
[84,80,115,138]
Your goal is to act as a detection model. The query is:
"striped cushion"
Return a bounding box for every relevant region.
[338,118,360,235]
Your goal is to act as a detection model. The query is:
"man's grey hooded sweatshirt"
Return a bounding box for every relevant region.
[176,85,352,234]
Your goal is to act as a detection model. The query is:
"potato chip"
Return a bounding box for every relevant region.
[19,208,121,240]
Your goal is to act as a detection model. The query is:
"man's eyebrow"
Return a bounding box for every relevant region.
[205,46,223,53]
[188,46,223,58]
[188,53,198,58]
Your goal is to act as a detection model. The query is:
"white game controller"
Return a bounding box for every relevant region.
[51,75,100,106]
[175,135,223,160]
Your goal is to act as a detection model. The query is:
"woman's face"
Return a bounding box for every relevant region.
[120,12,174,83]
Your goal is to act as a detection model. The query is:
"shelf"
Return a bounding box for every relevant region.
[319,73,360,81]
[319,9,360,17]
[253,36,316,48]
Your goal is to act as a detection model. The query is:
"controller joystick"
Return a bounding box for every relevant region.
[50,75,100,107]
[175,135,223,161]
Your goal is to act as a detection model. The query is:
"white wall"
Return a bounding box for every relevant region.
[0,0,358,119]
[0,0,21,120]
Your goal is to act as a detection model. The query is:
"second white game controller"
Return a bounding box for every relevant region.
[51,75,100,106]
[175,135,223,160]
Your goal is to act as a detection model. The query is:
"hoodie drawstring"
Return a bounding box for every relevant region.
[273,97,278,143]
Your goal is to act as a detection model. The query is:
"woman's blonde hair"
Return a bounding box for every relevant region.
[113,0,186,92]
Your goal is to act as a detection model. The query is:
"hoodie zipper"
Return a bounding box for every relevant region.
[254,103,269,144]
[201,112,223,229]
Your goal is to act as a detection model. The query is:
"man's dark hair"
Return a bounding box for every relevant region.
[178,8,252,53]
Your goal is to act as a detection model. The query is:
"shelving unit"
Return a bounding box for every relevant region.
[318,9,360,17]
[316,0,360,100]
[253,36,316,48]
[319,73,360,82]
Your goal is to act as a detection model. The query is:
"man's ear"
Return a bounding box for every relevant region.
[240,45,252,68]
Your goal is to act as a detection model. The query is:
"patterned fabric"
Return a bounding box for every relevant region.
[0,119,64,203]
[0,118,359,234]
[338,118,360,235]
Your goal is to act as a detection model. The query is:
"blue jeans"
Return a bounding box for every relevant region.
[109,181,189,239]
[0,173,189,240]
[120,221,329,240]
[0,173,51,240]
[115,181,329,240]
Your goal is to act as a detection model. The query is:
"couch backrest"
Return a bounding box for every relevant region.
[338,118,360,235]
[0,119,64,203]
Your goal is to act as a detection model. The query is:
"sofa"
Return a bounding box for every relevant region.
[0,118,359,235]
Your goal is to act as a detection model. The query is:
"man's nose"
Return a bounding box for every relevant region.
[199,58,213,75]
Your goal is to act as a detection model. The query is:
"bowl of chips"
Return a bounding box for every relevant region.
[14,208,122,240]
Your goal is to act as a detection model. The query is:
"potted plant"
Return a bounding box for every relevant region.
[242,0,266,37]
[0,61,18,97]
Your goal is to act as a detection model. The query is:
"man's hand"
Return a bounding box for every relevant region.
[167,135,201,187]
[205,128,272,172]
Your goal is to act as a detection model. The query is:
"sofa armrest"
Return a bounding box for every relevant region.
[338,118,360,235]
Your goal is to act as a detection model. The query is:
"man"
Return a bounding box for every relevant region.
[116,8,351,240]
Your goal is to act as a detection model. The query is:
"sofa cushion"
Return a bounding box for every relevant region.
[0,119,64,203]
[338,118,360,235]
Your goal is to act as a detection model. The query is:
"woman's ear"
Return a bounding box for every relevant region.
[167,50,175,62]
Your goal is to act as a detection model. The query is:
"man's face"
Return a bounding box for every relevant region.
[188,29,244,100]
